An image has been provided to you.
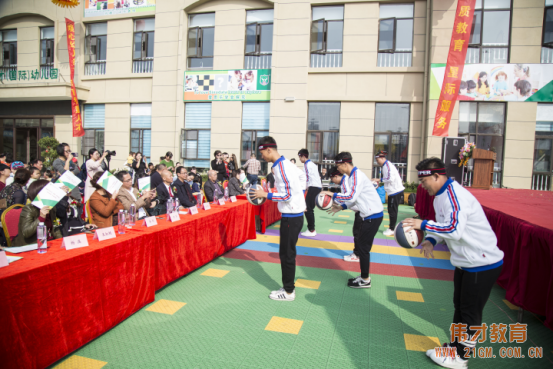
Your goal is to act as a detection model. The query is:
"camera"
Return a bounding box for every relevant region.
[105,150,116,157]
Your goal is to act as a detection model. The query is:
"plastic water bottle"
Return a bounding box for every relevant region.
[167,198,174,214]
[224,187,229,201]
[37,222,47,254]
[129,204,136,226]
[118,210,126,234]
[198,192,203,207]
[174,198,180,212]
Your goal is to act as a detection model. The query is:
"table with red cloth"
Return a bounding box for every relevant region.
[237,195,281,233]
[0,200,256,369]
[414,184,436,221]
[467,188,553,330]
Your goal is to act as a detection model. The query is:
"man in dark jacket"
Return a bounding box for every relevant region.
[155,170,176,214]
[150,164,166,190]
[172,166,197,208]
[204,170,224,202]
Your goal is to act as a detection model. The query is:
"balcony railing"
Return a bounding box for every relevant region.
[245,55,272,69]
[466,47,508,64]
[310,53,343,68]
[0,65,17,80]
[85,62,106,76]
[463,166,502,188]
[377,53,412,67]
[373,162,408,183]
[541,47,553,64]
[133,59,153,74]
[532,172,551,191]
[40,65,54,79]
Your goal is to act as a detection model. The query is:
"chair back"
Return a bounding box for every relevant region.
[85,201,92,224]
[223,180,228,189]
[1,204,24,246]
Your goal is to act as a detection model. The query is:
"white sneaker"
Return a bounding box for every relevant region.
[383,228,395,237]
[301,230,317,237]
[427,346,468,368]
[269,289,295,301]
[270,287,286,296]
[343,253,360,262]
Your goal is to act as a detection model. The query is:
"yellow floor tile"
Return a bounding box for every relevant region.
[329,229,343,233]
[274,225,280,228]
[296,279,321,289]
[333,221,347,224]
[503,299,518,310]
[338,215,350,218]
[265,316,304,335]
[145,299,186,315]
[54,355,107,369]
[396,291,424,303]
[201,268,230,278]
[404,333,441,352]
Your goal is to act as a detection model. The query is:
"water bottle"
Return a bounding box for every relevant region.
[37,222,47,254]
[224,187,229,201]
[167,198,174,214]
[129,204,136,226]
[174,198,180,212]
[198,192,203,207]
[118,210,126,234]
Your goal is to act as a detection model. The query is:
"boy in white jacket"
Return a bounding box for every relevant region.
[298,148,322,237]
[253,136,306,301]
[322,152,384,288]
[373,151,405,237]
[403,157,504,369]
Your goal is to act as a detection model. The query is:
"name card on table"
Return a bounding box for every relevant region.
[61,234,89,250]
[189,206,198,215]
[218,199,226,206]
[203,202,211,211]
[0,251,8,268]
[230,196,237,203]
[92,227,116,241]
[168,212,180,222]
[142,216,158,227]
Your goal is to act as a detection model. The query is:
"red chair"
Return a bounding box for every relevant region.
[1,204,24,246]
[85,201,93,224]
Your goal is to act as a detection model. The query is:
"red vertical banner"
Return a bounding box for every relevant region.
[65,18,84,137]
[432,0,476,136]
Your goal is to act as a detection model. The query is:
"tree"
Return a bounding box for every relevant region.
[38,137,60,170]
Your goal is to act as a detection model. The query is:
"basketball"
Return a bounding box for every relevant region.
[371,181,379,188]
[316,193,333,210]
[246,184,267,206]
[394,222,424,248]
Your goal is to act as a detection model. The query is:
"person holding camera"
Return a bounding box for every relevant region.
[84,148,109,203]
[52,143,81,202]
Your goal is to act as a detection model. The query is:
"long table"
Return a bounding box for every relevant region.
[0,200,256,369]
[237,195,281,234]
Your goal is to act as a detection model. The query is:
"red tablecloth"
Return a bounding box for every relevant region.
[237,195,281,233]
[0,200,256,369]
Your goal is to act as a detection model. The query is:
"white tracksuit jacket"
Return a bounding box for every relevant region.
[267,156,307,215]
[332,167,383,219]
[304,159,322,188]
[422,179,504,269]
[381,160,405,195]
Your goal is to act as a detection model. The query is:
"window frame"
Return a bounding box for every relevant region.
[85,23,107,64]
[81,128,105,161]
[306,102,341,166]
[0,29,18,67]
[181,128,210,160]
[40,27,54,68]
[542,3,553,49]
[130,128,150,162]
[240,129,269,174]
[244,21,273,57]
[133,18,155,62]
[377,17,414,54]
[310,18,344,55]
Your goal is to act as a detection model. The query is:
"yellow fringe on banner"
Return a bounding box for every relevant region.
[51,0,80,8]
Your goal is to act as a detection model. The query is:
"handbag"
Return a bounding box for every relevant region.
[61,207,89,237]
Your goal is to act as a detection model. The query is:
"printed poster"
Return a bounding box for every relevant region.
[184,69,271,101]
[98,171,123,194]
[32,183,68,209]
[84,0,155,18]
[138,176,151,191]
[56,171,82,191]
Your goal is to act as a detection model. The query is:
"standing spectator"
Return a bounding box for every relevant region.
[29,159,43,172]
[84,148,108,203]
[6,161,25,186]
[53,143,82,202]
[43,170,54,182]
[211,150,227,182]
[0,169,30,211]
[150,164,166,190]
[160,152,175,173]
[0,163,10,191]
[320,167,330,180]
[147,162,155,175]
[266,171,275,189]
[0,153,7,166]
[228,170,245,196]
[126,152,135,166]
[228,153,238,173]
[204,170,224,202]
[131,152,147,182]
[188,166,202,188]
[27,167,41,188]
[223,152,230,178]
[243,153,261,185]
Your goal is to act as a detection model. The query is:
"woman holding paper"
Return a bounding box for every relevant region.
[85,148,109,203]
[88,172,124,229]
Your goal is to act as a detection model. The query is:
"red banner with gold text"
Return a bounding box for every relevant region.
[432,0,476,136]
[65,18,84,137]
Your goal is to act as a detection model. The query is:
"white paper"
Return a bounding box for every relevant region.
[138,177,151,191]
[138,207,147,219]
[4,244,38,253]
[98,171,123,194]
[230,196,237,202]
[179,210,188,215]
[56,171,82,191]
[32,182,67,209]
[7,255,23,263]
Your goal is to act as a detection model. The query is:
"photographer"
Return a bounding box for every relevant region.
[84,148,109,202]
[52,143,81,202]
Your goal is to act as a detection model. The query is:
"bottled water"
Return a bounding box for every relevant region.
[129,204,136,226]
[37,222,47,254]
[224,187,229,201]
[167,198,174,214]
[174,198,180,212]
[118,210,126,234]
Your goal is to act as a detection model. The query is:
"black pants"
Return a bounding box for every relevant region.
[280,216,304,293]
[352,211,363,256]
[387,191,403,230]
[355,216,383,278]
[452,264,503,358]
[305,187,321,232]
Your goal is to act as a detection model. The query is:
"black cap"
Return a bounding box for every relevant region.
[0,163,10,171]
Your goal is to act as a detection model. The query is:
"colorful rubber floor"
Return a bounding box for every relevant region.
[51,205,553,368]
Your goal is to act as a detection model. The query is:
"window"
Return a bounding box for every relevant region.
[466,0,511,64]
[85,23,107,75]
[307,103,340,166]
[40,27,54,78]
[245,9,273,69]
[182,103,211,169]
[187,13,215,70]
[378,4,414,67]
[82,104,105,160]
[130,104,152,161]
[533,104,553,190]
[541,0,553,63]
[133,18,155,73]
[241,103,270,174]
[310,6,344,68]
[459,102,505,187]
[374,103,410,181]
[0,29,17,74]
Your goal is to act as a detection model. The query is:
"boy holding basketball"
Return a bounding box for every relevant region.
[403,157,504,369]
[321,152,383,288]
[253,136,306,301]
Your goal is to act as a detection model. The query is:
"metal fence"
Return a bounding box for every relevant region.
[133,59,153,74]
[84,62,106,76]
[310,53,343,68]
[0,65,17,79]
[372,162,408,183]
[377,53,412,67]
[465,47,508,64]
[244,55,272,69]
[541,47,553,64]
[532,173,551,191]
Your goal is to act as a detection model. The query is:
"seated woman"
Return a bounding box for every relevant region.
[0,169,30,214]
[191,173,201,193]
[13,180,66,246]
[88,172,124,229]
[228,169,245,196]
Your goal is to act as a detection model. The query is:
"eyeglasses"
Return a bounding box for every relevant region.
[64,149,71,153]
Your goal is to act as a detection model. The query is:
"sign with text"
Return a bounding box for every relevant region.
[189,206,198,215]
[93,227,116,241]
[218,199,226,206]
[65,18,84,138]
[84,0,155,18]
[184,69,271,101]
[0,68,59,82]
[61,234,89,250]
[230,196,237,203]
[203,202,211,211]
[168,212,180,222]
[142,216,158,227]
[0,251,8,268]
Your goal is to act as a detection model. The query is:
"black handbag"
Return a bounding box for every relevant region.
[61,207,89,237]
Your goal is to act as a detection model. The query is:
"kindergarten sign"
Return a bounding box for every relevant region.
[184,69,271,101]
[84,0,155,18]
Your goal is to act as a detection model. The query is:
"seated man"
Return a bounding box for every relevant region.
[204,170,224,202]
[115,171,156,218]
[172,166,197,208]
[156,170,176,213]
[150,164,166,190]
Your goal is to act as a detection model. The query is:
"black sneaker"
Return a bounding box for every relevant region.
[348,276,371,288]
[348,274,361,283]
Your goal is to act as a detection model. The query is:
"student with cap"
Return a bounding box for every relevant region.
[403,157,504,369]
[321,152,383,288]
[373,151,405,237]
[6,161,25,186]
[297,148,322,237]
[252,136,306,301]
